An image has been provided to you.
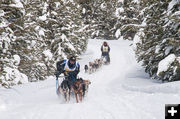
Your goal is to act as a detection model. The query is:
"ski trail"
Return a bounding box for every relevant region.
[1,39,180,119]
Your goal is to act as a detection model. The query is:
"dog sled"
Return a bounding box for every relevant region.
[56,75,91,103]
[101,55,110,65]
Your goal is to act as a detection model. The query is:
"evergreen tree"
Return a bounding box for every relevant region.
[0,0,28,87]
[114,0,140,40]
[135,0,180,81]
[79,0,117,39]
[0,0,88,87]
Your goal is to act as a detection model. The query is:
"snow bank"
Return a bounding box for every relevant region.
[0,98,6,111]
[157,54,176,76]
[2,67,28,87]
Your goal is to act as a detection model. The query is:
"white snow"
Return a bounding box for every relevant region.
[1,39,180,119]
[133,0,140,4]
[51,11,58,15]
[31,40,36,48]
[167,0,178,15]
[39,29,45,36]
[100,3,106,9]
[165,46,173,55]
[115,7,124,17]
[0,19,8,28]
[13,55,20,66]
[39,15,47,21]
[43,50,53,61]
[155,45,161,54]
[132,31,143,50]
[118,36,124,41]
[115,29,121,38]
[9,0,24,8]
[157,54,176,76]
[82,8,86,14]
[177,57,180,63]
[61,34,67,41]
[118,0,124,3]
[0,10,5,17]
[4,67,28,85]
[42,2,48,14]
[55,2,60,8]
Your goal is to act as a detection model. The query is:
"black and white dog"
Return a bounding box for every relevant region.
[57,79,70,102]
[84,65,88,73]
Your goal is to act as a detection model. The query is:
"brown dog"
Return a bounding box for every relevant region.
[73,79,84,103]
[82,80,91,97]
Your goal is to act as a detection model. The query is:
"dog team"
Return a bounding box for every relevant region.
[84,41,111,74]
[57,77,91,103]
[55,41,110,103]
[84,58,105,74]
[55,56,91,103]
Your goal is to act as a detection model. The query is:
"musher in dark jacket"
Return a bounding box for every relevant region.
[101,41,110,63]
[55,56,80,88]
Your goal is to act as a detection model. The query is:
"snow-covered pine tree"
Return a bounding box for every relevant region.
[19,0,51,81]
[49,0,88,61]
[18,0,88,82]
[79,0,117,40]
[114,0,140,40]
[135,0,180,81]
[0,0,89,87]
[0,0,28,87]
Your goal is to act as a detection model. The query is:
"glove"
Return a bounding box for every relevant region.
[64,71,68,76]
[55,71,61,78]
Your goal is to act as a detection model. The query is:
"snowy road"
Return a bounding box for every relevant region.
[1,39,180,119]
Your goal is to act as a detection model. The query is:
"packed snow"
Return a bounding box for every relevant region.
[1,39,180,119]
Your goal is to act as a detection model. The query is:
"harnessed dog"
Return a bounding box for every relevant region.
[57,79,70,102]
[88,62,96,74]
[84,65,88,73]
[73,79,84,103]
[72,78,91,103]
[82,79,91,97]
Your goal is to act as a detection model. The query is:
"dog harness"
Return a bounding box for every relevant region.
[64,59,78,71]
[102,46,109,52]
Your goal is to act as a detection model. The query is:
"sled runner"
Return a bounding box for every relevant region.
[101,55,110,65]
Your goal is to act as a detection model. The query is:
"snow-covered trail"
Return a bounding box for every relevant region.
[1,39,180,119]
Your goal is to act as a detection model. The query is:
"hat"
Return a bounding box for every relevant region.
[69,56,76,62]
[103,41,108,46]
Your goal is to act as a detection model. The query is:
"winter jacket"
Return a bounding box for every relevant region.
[56,59,80,81]
[101,45,110,56]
